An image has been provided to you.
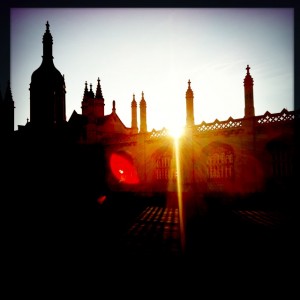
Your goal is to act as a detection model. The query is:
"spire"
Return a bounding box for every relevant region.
[83,81,89,100]
[95,77,104,99]
[42,21,53,62]
[112,100,116,113]
[4,80,14,103]
[94,77,105,118]
[1,80,15,134]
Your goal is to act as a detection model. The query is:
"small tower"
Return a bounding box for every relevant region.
[186,79,194,127]
[131,94,138,133]
[139,91,147,133]
[95,77,105,118]
[244,65,255,118]
[0,80,15,135]
[81,81,89,116]
[112,100,116,114]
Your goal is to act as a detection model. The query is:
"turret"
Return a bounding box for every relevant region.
[112,100,116,113]
[139,91,147,133]
[131,94,138,133]
[244,65,255,118]
[186,79,194,127]
[0,80,15,135]
[95,77,105,118]
[81,81,89,116]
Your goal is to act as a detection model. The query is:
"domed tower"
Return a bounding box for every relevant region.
[29,21,66,129]
[186,79,194,127]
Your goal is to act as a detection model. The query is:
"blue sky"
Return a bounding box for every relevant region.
[10,8,294,132]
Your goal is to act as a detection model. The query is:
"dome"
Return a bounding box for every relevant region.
[31,62,64,88]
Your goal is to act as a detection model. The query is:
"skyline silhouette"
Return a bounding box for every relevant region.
[9,7,294,132]
[0,2,299,285]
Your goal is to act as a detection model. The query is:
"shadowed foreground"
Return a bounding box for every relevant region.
[3,190,298,294]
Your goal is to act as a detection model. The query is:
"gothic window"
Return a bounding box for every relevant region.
[268,142,293,179]
[156,155,170,180]
[155,154,177,182]
[205,144,234,181]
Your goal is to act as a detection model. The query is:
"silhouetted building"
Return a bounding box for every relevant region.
[3,21,299,209]
[29,21,66,130]
[0,80,14,136]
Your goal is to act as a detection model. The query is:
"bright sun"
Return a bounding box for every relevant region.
[167,122,185,139]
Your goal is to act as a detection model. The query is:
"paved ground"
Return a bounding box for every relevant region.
[88,195,298,272]
[5,193,298,292]
[115,204,297,260]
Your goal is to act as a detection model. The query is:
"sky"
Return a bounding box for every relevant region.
[10,8,294,132]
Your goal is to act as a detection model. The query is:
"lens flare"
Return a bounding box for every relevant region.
[109,153,139,184]
[97,195,107,205]
[174,138,185,254]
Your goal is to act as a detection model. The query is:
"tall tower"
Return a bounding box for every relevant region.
[244,65,255,118]
[29,21,66,129]
[186,79,194,127]
[139,91,147,133]
[0,80,15,135]
[131,94,138,133]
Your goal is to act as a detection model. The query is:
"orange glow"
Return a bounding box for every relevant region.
[167,123,185,139]
[109,153,139,184]
[174,138,185,254]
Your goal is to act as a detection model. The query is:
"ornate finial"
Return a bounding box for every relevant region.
[141,91,144,99]
[246,65,250,74]
[112,100,116,113]
[46,21,50,31]
[186,79,194,98]
[133,94,135,100]
[90,83,93,91]
[243,65,254,87]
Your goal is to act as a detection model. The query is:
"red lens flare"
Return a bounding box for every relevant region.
[97,195,107,205]
[109,153,139,184]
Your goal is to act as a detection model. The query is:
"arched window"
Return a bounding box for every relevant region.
[204,142,234,181]
[156,154,171,181]
[267,140,294,179]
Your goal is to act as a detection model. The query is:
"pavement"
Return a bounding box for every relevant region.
[4,193,298,293]
[90,195,298,272]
